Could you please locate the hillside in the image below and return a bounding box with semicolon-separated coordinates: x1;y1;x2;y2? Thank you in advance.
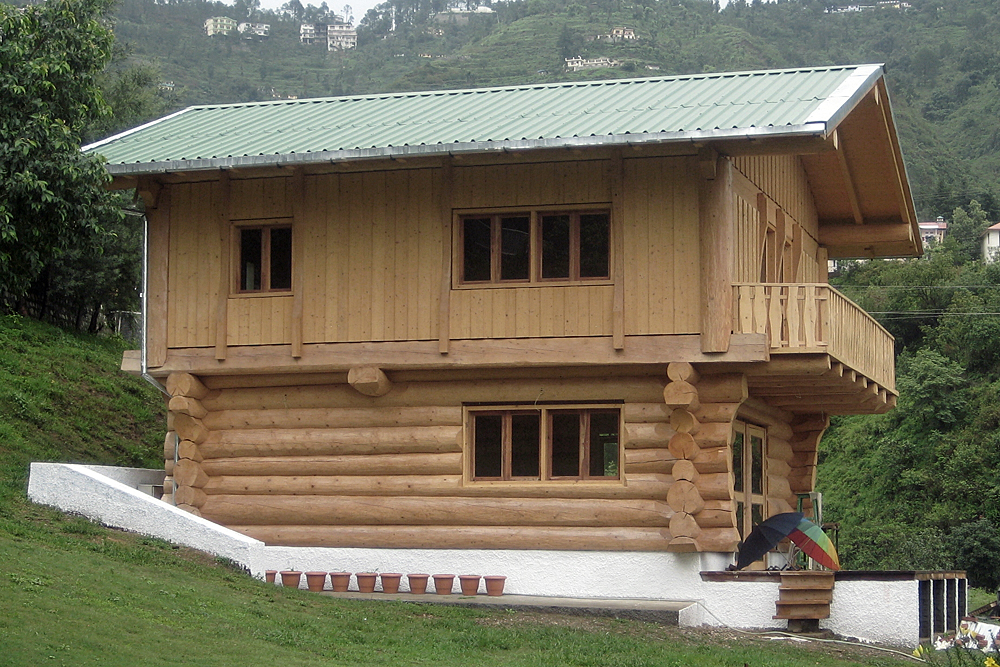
103;0;1000;222
0;316;909;665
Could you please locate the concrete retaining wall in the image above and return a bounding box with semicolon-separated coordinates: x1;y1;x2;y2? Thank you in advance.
26;462;943;648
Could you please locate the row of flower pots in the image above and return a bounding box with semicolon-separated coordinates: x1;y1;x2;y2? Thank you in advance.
265;571;507;596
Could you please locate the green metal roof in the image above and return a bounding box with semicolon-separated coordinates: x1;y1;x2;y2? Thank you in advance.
85;64;885;176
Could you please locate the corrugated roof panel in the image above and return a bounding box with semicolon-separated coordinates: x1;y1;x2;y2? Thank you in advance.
86;65;884;171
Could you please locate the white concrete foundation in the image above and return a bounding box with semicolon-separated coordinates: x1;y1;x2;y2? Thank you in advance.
26;462;956;648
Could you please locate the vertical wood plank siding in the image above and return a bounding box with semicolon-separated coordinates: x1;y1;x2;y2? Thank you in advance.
732;156;822;284
165;156;707;349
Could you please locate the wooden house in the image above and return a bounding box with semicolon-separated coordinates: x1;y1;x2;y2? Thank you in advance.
87;65;920;561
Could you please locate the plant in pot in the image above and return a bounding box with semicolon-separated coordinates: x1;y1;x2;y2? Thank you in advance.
305;571;328;592
329;572;352;592
356;572;378;593
280;570;303;589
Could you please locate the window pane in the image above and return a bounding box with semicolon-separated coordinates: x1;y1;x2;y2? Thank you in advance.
463;218;492;282
751;503;764;528
541;214;570;279
510;412;540;477
550;412;580;476
588;411;619;478
751;433;764;495
579;213;610;279
240;228;263;291
474;414;502;478
736;501;745;538
500;216;530;281
732;430;744;494
269;227;292;290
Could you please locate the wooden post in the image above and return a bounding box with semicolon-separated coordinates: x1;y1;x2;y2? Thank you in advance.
610;151;626;350
438;160;454;354
144;183;170;368
215;171;231;361
699;156;734;353
290;169;306;358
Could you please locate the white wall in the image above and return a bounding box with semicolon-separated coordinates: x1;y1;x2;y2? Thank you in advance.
26;462;932;648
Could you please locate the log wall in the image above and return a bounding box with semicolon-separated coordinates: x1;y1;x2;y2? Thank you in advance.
160;368;822;554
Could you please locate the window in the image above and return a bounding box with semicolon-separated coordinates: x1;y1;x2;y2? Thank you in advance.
236;224;292;293
469;406;620;481
732;421;767;539
459;209;611;286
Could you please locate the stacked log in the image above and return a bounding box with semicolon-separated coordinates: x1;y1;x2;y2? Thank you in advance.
787;414;830;500
193;375;678;551
165;372;212;516
662;363;744;553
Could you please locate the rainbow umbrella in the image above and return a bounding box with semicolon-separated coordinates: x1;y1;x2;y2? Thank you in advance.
735;512;840;571
788;515;840;571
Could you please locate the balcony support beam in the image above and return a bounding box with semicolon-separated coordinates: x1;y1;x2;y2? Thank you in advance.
700;156;734;353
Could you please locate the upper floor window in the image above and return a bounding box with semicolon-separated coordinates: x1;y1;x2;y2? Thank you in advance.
236;224;292;293
458;209;611;286
469;405;620;481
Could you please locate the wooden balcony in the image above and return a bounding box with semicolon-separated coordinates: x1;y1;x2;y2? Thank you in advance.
732;283;896;415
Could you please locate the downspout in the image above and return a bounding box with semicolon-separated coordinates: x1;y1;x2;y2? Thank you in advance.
134;210;177;504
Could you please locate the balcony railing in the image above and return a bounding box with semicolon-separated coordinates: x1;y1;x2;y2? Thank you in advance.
732;283;895;392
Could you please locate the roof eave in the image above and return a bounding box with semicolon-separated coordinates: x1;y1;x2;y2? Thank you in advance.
101;122;830;177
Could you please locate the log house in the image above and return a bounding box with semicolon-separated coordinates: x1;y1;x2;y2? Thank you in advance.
87;65;919;562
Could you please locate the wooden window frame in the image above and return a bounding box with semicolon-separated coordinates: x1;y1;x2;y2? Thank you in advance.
454;205;613;288
231;219;294;297
465;404;622;483
732;421;768;541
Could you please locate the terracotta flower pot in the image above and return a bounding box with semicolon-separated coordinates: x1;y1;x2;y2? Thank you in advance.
433;574;455;595
407;573;429;594
356;572;378;593
380;573;403;594
264;570;277;584
329;571;352;592
280;570;302;589
305;571;327;592
459;575;481;596
484;575;506;596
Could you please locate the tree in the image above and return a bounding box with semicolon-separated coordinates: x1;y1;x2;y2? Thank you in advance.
0;0;124;302
946;201;991;264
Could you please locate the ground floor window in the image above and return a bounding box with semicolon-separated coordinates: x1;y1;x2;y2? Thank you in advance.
469;406;620;481
732;421;767;539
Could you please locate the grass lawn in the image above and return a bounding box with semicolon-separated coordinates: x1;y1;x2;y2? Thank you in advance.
0;315;914;665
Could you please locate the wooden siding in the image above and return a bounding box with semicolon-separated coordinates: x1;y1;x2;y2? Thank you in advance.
622;157;701;335
299;169;442;344
167;181;221;348
164;156;708;350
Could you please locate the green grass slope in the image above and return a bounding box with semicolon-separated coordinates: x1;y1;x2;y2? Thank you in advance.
0;314;909;665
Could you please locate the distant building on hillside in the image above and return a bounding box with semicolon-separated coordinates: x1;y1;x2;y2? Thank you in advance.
919;216;948;248
982;222;1000;263
565;56;621;72
238;22;270;39
327;23;357;50
300;23;326;44
204;16;237;36
300;22;357;50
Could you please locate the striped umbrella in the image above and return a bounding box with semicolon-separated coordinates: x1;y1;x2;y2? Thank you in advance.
735;512;840;571
789;515;840;571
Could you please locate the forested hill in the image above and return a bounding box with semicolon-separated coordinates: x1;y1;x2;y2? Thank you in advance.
109;0;1000;222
